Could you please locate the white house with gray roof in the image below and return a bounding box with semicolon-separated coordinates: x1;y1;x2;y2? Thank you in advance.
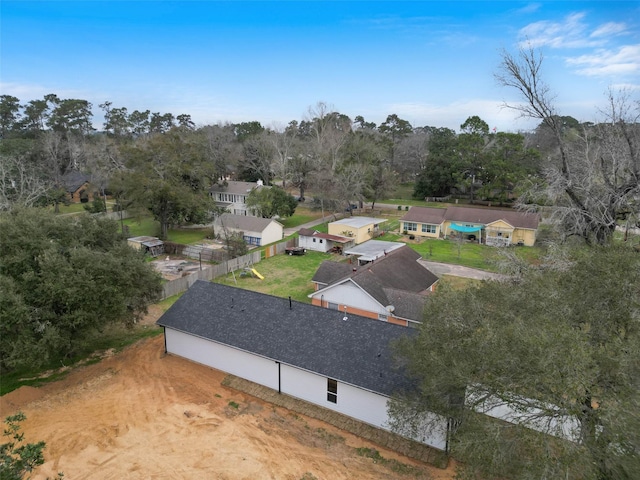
156;281;449;451
214;213;283;246
209;180;268;216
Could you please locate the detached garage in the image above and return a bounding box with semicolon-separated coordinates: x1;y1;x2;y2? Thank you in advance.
156;281;448;451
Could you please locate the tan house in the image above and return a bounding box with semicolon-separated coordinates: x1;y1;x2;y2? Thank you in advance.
327;217;387;245
309;245;439;327
401;206;539;246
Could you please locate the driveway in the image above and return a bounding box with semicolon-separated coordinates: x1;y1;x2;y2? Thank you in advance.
419;260;508;281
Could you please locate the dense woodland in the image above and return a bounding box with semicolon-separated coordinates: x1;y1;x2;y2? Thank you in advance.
1;48;639;479
0;93;544;217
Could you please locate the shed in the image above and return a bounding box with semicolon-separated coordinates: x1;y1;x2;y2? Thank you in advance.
297;228;354;253
127;236;164;257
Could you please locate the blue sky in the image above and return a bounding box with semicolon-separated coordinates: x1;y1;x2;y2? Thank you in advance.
1;1;639;132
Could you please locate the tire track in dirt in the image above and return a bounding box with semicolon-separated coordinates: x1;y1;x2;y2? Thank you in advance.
1;334;455;479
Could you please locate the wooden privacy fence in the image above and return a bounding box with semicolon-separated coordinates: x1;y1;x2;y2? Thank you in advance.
263;238;296;258
160;250;262;299
164;242;230;263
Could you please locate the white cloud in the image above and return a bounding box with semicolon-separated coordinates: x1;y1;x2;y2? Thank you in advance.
515;3;542;15
591;22;627;38
518;13;630;50
566;44;640;77
519;12;599;49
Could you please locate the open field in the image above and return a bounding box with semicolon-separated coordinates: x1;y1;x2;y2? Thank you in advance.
0;308;456;480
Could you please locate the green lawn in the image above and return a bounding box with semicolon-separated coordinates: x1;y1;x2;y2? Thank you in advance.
376;231;544;272
122;217;211;244
215;250;343;303
48;202;88;214
280;206;326;229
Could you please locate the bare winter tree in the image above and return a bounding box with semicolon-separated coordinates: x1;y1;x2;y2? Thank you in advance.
267;123;300;189
0;153;48;210
496;46;640;245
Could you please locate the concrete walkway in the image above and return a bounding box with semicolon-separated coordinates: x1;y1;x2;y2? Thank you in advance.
419;260;508;281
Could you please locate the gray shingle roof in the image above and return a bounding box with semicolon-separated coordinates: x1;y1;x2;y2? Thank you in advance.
215;213;282;233
156;281;417;396
445;206;539;229
210;181;262;195
311;261;354;285
401;206;539;230
311;246;438;321
61;170;90;193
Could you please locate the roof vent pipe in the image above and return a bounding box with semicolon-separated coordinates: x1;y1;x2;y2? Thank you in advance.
289;296;292;310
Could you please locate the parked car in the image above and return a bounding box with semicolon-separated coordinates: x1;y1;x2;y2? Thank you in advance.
285;246;306;256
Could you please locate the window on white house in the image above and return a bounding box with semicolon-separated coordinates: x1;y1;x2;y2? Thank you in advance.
313;238;316;242
422;224;437;233
378;313;388;321
405;222;417;231
328;302;339;310
319;239;323;243
327;378;337;403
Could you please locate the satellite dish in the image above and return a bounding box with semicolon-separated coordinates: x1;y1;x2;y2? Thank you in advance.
385;305;395;313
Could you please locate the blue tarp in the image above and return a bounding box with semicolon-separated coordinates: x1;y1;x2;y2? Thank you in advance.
449;223;482;233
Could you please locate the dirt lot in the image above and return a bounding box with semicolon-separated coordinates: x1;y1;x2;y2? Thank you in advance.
0;309;455;480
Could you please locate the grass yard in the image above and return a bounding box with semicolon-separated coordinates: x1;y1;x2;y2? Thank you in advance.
215;250;343;303
122;217;211;244
49;202;88;214
376;230;545;272
280;206;326;229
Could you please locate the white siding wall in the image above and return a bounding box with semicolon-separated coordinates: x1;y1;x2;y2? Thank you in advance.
166;329;279;390
313;282;387;315
261;222;284;245
299;236;331;252
164;328;447;450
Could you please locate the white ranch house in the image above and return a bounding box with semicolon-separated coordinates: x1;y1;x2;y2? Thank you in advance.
214;213;283;247
156;281;449;451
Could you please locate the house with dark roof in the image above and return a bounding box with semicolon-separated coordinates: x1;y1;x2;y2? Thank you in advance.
214;213;283;247
401;206;540;246
209;180;268;216
61;170;93;203
297;228;355;253
156;280;448;450
309;245;439;327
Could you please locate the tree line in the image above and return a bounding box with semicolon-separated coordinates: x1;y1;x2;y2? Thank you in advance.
1;93;545;236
